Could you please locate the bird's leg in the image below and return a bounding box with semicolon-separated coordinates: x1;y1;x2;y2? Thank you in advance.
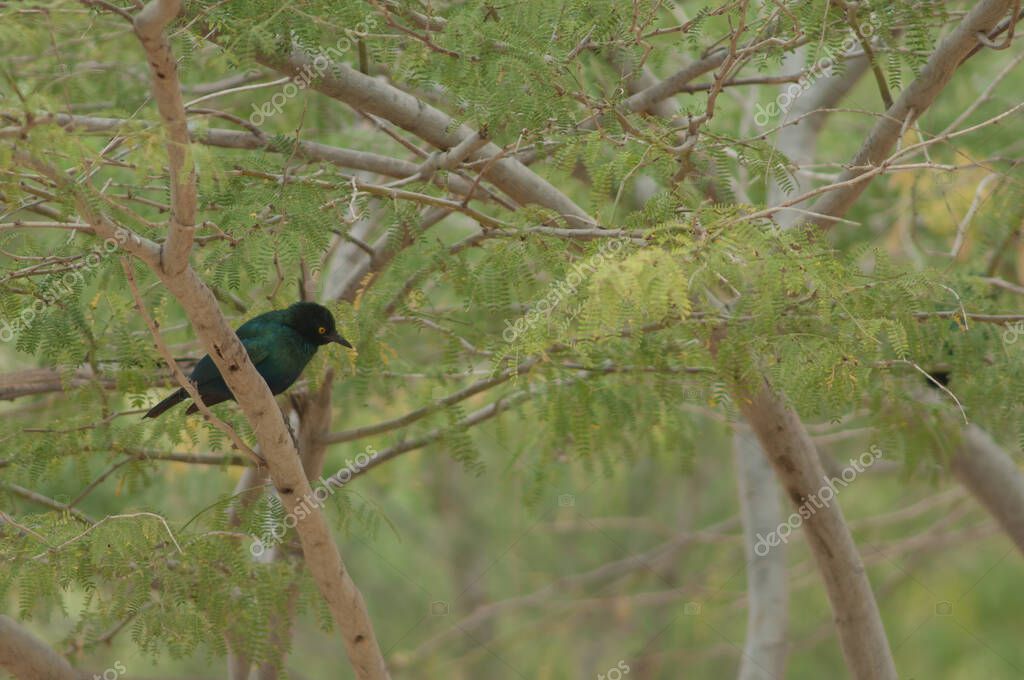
280;398;300;450
286;418;298;449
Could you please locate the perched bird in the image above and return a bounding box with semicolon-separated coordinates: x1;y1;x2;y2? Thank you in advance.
144;301;351;419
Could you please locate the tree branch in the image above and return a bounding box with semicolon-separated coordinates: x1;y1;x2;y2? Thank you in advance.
737;384;896;680
0;481;95;525
250;46;596;227
18;114;458;188
255;378;336;679
95;8;394;677
767;49;871;226
808;0;1019;226
0;616;81;680
733;426;789;680
133;0;197;273
322;358;538;444
950;424;1024;555
0;367;115;401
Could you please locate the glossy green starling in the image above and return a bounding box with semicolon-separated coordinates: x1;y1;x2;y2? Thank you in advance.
143;302;351;419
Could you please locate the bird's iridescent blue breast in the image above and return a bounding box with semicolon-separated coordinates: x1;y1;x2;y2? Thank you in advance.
256;326;319;394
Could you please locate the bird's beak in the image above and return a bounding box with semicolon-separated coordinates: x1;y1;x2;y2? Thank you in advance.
329;332;353;349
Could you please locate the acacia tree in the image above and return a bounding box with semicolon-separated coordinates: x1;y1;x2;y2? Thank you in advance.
1;1;1023;678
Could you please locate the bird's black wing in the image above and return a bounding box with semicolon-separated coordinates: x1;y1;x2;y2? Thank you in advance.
144;327;275;418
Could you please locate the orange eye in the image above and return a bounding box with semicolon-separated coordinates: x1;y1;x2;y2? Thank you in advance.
318;326;326;334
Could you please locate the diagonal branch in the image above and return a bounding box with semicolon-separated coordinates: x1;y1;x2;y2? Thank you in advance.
322;357;538;444
767;48;871;225
808;0;1019;227
0;616;80;680
950;424;1024;555
738;383;896;680
249;47;596;228
255;377;336;680
149;186;391;680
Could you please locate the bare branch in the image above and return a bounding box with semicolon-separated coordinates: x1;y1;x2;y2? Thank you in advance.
0;367;115;401
338;386;537;486
18;113;490;200
76;11;397;678
12;152;161;268
322;358;538;445
255;378;336;680
0;481;94;525
623;48;730;113
767;49;871;225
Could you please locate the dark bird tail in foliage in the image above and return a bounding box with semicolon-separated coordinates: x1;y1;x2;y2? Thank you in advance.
143;388;187;419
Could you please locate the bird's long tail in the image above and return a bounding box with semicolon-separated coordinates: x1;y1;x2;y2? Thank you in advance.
143;388;187;419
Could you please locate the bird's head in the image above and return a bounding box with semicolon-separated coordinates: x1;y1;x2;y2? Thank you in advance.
287;302;353;348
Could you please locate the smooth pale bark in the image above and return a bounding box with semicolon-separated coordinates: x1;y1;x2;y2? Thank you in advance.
156;266;390;680
738;384;897;680
735;7;1018;676
0;367;114;400
951;424;1024;555
18;3;393;677
0;616;81;680
622;48;730;114
733;427;789;680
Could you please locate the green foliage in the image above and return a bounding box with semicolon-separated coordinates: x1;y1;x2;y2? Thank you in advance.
1;0;1022;676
